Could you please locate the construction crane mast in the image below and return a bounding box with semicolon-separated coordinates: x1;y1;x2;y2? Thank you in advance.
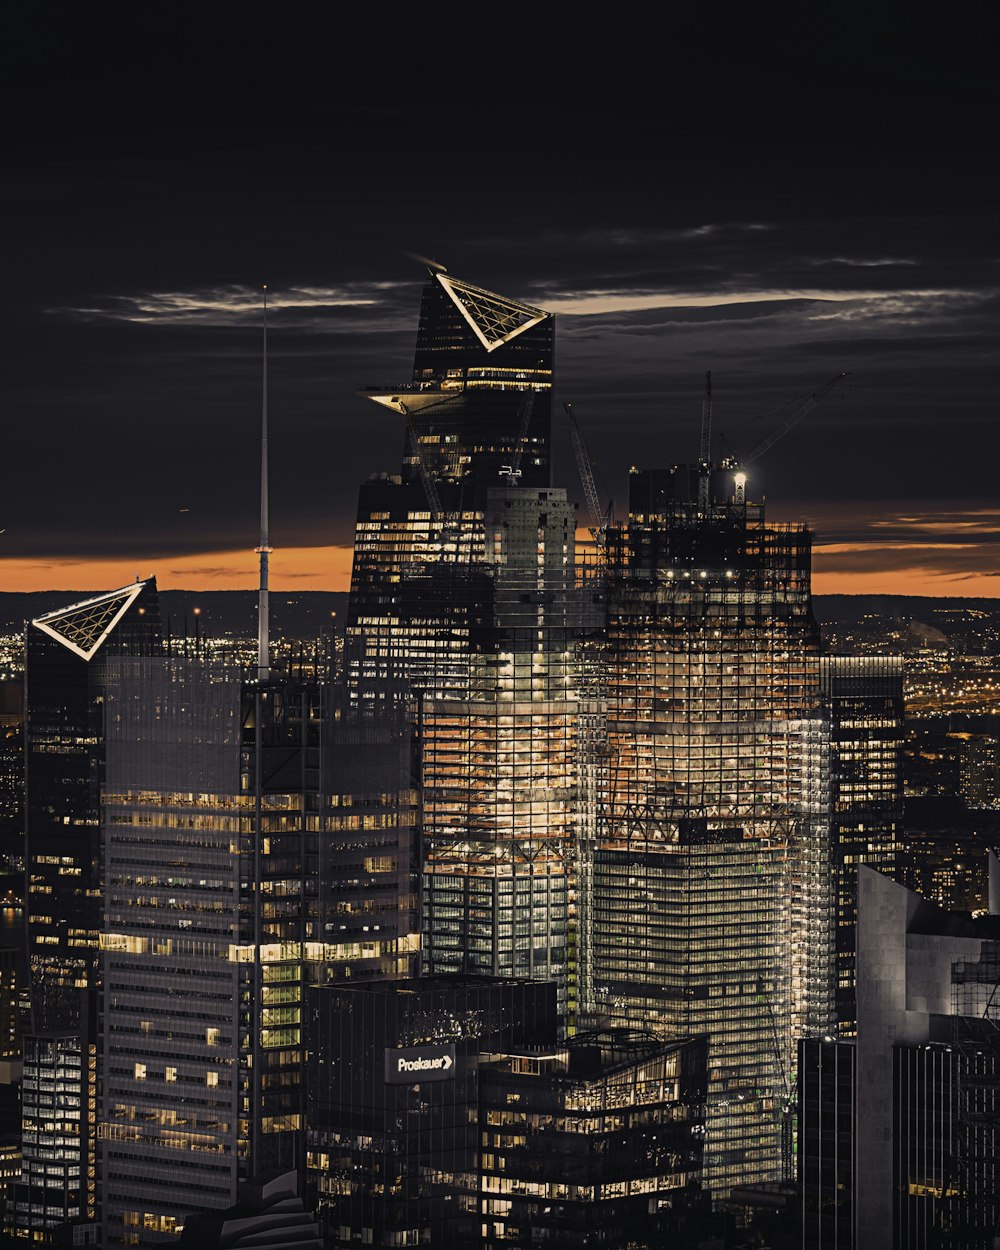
499;390;536;482
697;370;712;510
400;400;444;517
565;402;611;543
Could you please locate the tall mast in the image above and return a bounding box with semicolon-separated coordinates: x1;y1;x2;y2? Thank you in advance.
257;285;272;682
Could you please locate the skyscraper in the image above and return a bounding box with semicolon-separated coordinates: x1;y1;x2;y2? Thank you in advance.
25;580;161;1031
98;656;317;1242
347;269;577;1015
17;580;160;1238
97;295;421;1242
801;861;1000;1249
821;656;904;1036
348;268;555;709
591;462;832;1197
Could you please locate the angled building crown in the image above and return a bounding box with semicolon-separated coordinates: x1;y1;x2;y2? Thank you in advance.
436;274;549;353
31;581;151;662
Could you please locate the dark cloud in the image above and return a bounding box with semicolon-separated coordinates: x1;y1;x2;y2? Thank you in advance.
2;12;997;584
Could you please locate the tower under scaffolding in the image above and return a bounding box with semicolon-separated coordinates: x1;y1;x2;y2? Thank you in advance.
587;459;833;1199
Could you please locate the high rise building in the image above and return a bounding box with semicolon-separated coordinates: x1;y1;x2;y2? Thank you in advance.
821;656;905;1036
347;268;555;710
97;655;419;1244
478;1030;708;1249
347;270;578;1015
857;861;1000;1248
99;655;296;1242
590;462;832;1198
0;676;23;865
16;581;160;1241
306;975;558;1249
800;861;1000;1249
93;289;421;1243
24;580;160;1032
799;1036;855;1250
10;1028;93;1236
961;732;1000;808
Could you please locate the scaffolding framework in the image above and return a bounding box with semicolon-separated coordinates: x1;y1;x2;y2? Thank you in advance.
587;477;833;1197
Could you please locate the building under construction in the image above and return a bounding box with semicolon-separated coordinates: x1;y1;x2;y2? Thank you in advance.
589;450;833;1199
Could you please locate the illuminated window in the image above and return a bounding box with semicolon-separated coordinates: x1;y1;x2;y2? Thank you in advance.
206;1071;219;1088
206;1027;219;1046
134;1063;146;1080
165;1066;177;1083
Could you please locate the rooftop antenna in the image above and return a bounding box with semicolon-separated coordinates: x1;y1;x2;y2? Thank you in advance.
256;285;272;682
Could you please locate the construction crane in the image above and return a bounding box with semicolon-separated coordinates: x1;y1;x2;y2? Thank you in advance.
739;372;849;466
400;400;444;517
564;402;612;544
697;370;712;510
499;390;536;482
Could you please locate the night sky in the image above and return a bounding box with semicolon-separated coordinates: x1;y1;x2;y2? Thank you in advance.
3;8;998;595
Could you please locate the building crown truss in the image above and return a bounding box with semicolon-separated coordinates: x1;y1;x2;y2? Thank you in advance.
437;274;549;353
31;582;148;661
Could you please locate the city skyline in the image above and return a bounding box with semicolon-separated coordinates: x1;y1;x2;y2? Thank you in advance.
3;12;998;598
5;10;1000;1231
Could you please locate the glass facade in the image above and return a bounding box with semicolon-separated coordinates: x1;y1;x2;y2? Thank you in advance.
10;1030;91;1235
799;1037;855;1250
478;1031;707;1248
99;656;257;1243
821;657;904;1037
19;580;160;1241
307;975;557;1249
590;465;833;1198
347;272;578;1016
25;580;161;1033
97;654;420;1245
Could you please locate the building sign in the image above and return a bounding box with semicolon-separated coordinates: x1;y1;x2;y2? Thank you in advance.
385;1044;456;1084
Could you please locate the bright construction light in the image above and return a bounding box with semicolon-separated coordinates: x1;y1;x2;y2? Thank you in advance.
734;472;747;489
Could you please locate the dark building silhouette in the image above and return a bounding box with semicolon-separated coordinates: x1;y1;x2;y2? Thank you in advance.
307;979;707;1249
799;1036;855;1250
178;1170;321;1249
800;861;1000;1249
307;976;558;1249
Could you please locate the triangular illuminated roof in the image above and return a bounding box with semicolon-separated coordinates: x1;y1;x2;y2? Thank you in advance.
437;274;549;353
32;581;149;662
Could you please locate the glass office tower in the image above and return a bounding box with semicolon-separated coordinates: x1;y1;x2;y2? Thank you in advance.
591;464;832;1198
347;270;577;1015
98;657;419;1245
25;580;161;1032
17;580;160;1239
820;656;904;1037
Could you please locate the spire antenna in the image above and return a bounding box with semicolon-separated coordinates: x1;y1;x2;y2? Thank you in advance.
256;284;272;682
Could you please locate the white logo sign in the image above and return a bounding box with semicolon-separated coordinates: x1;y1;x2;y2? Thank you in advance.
385;1044;457;1084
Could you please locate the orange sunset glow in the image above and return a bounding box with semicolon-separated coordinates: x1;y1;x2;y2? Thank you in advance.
2;540;999;597
0;545;357;594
